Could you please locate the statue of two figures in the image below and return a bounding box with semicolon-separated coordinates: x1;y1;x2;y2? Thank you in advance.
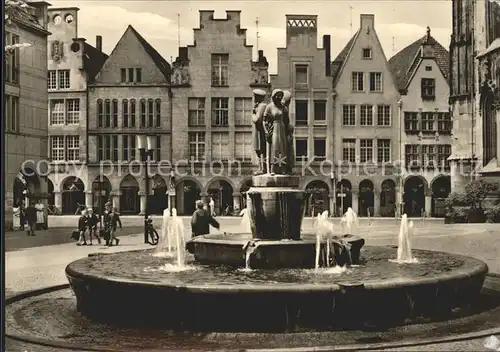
252;88;295;175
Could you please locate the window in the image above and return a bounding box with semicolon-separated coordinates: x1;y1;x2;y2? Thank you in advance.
425;66;432;71
360;105;373;126
5;33;19;84
104;99;111;128
97;135;119;162
211;54;229;86
188;98;205;126
234;98;252;126
153;135;161;162
437;112;452;134
122;99;129;127
188;132;205;161
360;139;373;163
314;100;326;123
140;99;146;127
97;100;103;127
130;99;136;127
155;99;161;127
342;139;356;163
122;135;136;161
120;68;126;82
212;132;230;161
342;104;356;126
50;100;65;125
48;71;57;89
235;132;252;161
377;105;391;126
212;98;229;126
295;100;308;125
66;99;80;124
369;72;382;92
136;68;142;83
362;48;372;59
313;138;326;161
66;136;80;161
147;99;154;127
58;70;70;89
405;145;420;168
5;95;19;132
422;145;436;168
50;136;65;161
352;72;364;91
112;99;118;127
295;64;308;86
437;144;451;168
421;112;434;132
377;139;391;163
295;139;308;162
404;112;419;133
421;78;435;99
127;68;134;83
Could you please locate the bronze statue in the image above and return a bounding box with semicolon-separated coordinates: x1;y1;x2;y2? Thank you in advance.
251;89;268;175
263;89;288;175
282;90;295;174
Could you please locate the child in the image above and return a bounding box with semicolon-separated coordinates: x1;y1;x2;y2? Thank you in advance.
77;209;88;246
86;208;101;245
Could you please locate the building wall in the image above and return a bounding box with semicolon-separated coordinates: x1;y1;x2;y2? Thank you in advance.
5;10;49;229
333;14;401;198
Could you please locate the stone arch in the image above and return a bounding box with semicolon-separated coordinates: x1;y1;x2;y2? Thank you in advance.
239;177;253;209
358;179;374;217
149;174;168;215
206;178;235;216
176;177;202;215
14;163;43;207
430;175;451;217
119;174;140;214
380;179;396;217
203;176;237;194
91;175;112;214
481;86;497;166
305;180;330;216
61;176;85;214
404;176;428;217
337;179;353;215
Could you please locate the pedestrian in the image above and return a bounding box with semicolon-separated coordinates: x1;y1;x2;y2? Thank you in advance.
35;199;45;230
86;208;101;245
77;209;88;246
19;202;26;230
104;204;122;246
209;196;216;217
25;201;37;236
191;200;220;238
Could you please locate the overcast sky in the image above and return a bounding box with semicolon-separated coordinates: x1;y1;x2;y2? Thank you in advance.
50;0;452;74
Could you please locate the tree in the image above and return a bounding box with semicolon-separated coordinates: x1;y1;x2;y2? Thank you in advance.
5;0;32;53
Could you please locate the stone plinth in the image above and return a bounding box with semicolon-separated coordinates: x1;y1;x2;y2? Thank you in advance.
247;175;308;241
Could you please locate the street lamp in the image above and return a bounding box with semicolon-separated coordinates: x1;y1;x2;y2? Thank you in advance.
168;170;176;215
137;135;155;244
330;170;337;217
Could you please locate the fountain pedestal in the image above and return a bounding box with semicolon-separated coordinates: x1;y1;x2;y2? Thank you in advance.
247;175;308;240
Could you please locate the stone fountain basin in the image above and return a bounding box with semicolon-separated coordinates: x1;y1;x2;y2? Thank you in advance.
65;246;488;332
186;233;365;269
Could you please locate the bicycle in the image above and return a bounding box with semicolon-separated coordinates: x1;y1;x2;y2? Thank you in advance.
145;217;159;245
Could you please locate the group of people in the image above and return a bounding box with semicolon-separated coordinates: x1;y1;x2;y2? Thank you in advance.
75;203;122;246
13;200;46;233
252;88;295;175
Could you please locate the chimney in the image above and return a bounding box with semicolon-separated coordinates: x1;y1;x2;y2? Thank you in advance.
96;35;102;52
323;35;331;76
360;14;375;32
258;50;264;61
179;47;188;62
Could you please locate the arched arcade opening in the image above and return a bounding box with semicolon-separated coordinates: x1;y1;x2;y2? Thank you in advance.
149;174;168;215
337;179;352;215
176;179;202;215
431;175;451;217
305;180;330;216
380;179;396;217
404;176;426;217
120;175;140;214
207;179;234;216
358;179;374;217
62;177;85;215
92;176;112;215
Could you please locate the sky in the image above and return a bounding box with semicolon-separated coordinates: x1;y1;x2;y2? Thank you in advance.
49;0;453;74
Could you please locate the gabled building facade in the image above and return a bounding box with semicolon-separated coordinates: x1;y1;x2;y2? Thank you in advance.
331;14;401;217
87;25;172;215
6;1;50;229
46;7;108;214
389;28;452;217
270;15;334;216
170;10;270;215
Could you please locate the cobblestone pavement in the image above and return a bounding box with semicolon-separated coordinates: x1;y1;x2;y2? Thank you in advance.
5;222;500;351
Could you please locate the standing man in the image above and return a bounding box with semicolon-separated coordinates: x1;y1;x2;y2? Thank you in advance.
252;89;268;175
191;200;220;238
25;201;37;236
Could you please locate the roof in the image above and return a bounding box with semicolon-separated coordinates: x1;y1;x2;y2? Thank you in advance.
330;30;359;82
388;34;449;92
7;2;48;33
477;37;500;58
83;42;108;83
128;25;171;81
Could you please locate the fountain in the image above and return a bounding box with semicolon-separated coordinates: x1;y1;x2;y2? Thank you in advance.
152;208;173;258
64;91;489;336
390;214;418;264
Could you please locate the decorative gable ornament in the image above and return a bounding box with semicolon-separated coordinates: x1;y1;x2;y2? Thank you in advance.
51;40;64;62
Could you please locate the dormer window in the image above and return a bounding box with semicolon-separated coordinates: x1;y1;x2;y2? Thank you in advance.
120;68;142;83
362;48;372;59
